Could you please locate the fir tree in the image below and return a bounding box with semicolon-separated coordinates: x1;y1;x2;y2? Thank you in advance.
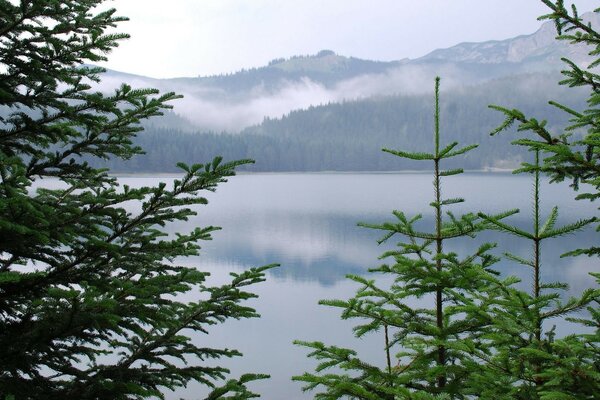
470;1;600;396
0;1;273;398
464;150;597;399
293;78;511;399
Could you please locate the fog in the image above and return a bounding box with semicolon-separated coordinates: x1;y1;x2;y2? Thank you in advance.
92;63;477;132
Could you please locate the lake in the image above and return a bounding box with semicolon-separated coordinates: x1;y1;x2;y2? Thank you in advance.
111;172;599;399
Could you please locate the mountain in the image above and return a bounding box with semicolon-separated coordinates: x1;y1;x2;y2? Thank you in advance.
421;12;599;66
93;12;596;133
100;49;403;100
198;49;405;91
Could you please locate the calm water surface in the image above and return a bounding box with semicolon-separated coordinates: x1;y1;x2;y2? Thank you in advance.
86;173;600;399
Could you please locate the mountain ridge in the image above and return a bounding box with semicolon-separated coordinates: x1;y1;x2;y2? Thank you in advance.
104;11;597;81
420;11;599;65
94;12;597;132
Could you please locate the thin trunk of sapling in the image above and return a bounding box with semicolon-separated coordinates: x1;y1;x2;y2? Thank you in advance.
385;323;392;379
433;77;446;389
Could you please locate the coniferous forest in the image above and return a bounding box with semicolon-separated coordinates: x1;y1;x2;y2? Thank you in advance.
98;72;587;172
0;0;599;399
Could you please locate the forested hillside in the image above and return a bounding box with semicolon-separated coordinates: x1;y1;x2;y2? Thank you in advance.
91;12;598;134
98;72;586;172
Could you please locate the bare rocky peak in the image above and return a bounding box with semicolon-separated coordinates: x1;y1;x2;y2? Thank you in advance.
506;19;558;62
421;11;600;65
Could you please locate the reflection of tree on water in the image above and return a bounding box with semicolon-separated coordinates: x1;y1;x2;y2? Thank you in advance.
153;172;598;288
198;208;598;289
201;212;380;286
268;256;365;286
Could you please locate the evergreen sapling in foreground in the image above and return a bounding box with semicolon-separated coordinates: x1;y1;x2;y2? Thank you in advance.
294;78;512;399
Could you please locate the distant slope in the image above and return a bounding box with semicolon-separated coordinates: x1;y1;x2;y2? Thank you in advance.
197;50;405;91
97;72;587;173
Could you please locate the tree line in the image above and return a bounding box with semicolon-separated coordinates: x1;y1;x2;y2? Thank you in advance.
97;71;587;173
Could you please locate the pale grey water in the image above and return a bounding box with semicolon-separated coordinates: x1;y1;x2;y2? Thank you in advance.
34;173;600;399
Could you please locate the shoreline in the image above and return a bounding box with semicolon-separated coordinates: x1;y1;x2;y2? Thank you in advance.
108;168;516;177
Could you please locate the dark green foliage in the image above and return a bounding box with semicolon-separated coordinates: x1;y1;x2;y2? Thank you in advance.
0;1;273;398
294;78;510;399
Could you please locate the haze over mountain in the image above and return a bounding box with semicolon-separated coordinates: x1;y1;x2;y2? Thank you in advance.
98;12;598;133
86;13;597;174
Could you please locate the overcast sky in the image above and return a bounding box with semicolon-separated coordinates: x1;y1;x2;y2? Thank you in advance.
99;0;600;79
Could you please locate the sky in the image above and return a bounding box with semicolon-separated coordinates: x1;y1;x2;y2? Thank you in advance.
99;0;600;79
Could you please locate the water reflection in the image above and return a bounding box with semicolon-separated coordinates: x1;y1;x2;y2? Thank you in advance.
184;173;599;291
97;173;599;399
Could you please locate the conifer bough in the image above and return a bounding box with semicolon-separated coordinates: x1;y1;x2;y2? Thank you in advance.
0;1;274;398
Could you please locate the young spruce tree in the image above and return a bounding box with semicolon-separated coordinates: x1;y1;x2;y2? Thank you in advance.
0;1;273;398
470;1;600;397
294;78;511;399
464;150;597;399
